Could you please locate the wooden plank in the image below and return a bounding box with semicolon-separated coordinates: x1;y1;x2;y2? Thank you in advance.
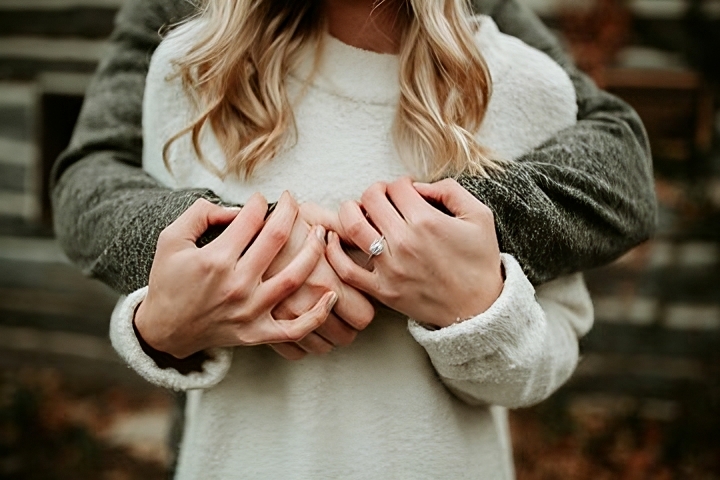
0;163;27;192
581;323;720;359
0;105;34;141
0;138;36;166
0;308;109;337
585;265;720;304
0;8;117;39
0;236;67;264
0;58;98;80
0;37;109;62
0;287;117;322
565;374;718;400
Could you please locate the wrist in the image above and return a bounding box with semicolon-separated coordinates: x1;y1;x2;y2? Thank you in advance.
132;301;210;374
435;260;506;329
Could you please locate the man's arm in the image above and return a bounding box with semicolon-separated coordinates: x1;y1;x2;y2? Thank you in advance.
52;0;655;295
464;0;656;284
50;0;207;294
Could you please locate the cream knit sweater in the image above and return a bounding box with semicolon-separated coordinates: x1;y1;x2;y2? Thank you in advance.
110;16;593;479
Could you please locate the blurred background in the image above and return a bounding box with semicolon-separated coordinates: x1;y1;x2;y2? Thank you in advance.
0;0;718;478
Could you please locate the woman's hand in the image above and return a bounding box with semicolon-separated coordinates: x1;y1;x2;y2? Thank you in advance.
264;205;375;360
326;177;504;329
134;193;336;359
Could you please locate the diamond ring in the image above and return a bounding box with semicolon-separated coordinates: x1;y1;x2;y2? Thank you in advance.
369;235;385;256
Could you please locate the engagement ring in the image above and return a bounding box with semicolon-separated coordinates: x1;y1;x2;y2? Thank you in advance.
369;236;385;256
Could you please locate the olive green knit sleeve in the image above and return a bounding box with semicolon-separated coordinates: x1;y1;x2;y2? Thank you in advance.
50;0;229;295
461;0;657;284
51;0;656;295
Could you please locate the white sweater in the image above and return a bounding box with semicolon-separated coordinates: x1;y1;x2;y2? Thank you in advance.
111;16;593;480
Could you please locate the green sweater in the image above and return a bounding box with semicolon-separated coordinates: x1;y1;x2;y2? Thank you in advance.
51;0;656;295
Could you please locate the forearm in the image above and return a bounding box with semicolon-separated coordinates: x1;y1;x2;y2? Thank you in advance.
53;154;219;293
467;0;656;284
50;0;210;294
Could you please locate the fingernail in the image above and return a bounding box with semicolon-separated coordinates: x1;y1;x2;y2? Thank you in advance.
327;292;338;310
315;226;326;243
225;206;242;211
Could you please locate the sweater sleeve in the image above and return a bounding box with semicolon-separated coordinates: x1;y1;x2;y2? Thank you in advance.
49;0;230;296
408;254;593;408
51;0;654;296
461;0;656;285
109;288;233;391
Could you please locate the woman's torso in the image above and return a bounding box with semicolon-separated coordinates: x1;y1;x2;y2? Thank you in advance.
142;16;577;480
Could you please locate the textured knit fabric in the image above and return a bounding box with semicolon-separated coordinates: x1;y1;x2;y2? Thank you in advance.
109;17;594;479
50;0;656;295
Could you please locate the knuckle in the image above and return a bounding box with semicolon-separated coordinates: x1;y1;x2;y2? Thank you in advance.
345;220;366;241
438;178;457;189
193;197;213;208
414;213;437;231
244;206;266;229
334;263;356;283
357;310;375;330
477;203;495;222
156;228;173;248
266;225;290;247
202;251;228;271
286;330;308;343
393;234;413;255
383;287;401;304
276;275;303;295
195;254;217;274
362;182;386;201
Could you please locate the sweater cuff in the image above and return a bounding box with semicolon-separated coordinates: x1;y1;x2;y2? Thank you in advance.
408;254;545;380
109;287;233;391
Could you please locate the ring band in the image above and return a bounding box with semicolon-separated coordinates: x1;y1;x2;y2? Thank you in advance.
369;236;385;256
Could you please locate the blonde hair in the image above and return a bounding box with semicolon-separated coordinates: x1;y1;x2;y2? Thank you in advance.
165;0;498;181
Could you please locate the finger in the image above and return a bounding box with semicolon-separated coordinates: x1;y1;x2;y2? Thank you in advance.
338;201;383;255
210;193;268;258
241;191;299;275
413;179;488;221
270;343;307;361
313;312;360;347
295;332;334;355
162;199;241;248
360;182;405;240
331;286;375;331
258;225;326;307
385;177;430;223
271;291;338;343
326;231;378;296
300;202;343;234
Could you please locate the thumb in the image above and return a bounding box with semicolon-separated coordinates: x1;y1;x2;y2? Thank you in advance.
168;198;241;246
413;179;485;221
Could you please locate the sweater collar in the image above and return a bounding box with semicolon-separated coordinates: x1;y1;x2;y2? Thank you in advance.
289;31;401;106
288;15;499;106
